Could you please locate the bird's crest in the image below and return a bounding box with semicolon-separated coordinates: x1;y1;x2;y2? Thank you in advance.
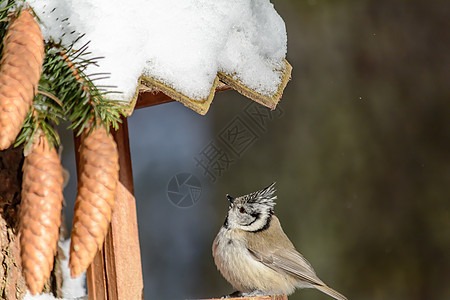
241;182;277;210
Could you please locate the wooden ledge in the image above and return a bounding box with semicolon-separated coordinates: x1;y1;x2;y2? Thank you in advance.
192;295;287;300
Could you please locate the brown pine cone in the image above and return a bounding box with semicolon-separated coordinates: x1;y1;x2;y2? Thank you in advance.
0;9;45;150
20;133;64;295
70;125;119;278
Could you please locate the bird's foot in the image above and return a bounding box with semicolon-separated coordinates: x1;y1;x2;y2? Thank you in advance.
229;291;242;297
239;290;266;297
220;291;242;298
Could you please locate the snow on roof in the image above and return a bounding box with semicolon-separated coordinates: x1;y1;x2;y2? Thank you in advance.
28;0;290;114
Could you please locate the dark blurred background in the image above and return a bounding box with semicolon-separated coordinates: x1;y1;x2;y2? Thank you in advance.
60;0;450;299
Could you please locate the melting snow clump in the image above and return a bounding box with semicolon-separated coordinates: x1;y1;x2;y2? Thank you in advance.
28;0;287;101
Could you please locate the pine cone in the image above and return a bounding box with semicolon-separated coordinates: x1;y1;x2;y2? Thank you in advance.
0;9;45;150
70;125;119;277
20;133;63;295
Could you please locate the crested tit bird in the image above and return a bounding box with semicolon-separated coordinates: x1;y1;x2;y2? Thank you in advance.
212;183;347;300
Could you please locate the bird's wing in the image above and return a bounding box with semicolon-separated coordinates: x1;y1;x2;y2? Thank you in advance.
249;246;348;300
248;246;324;286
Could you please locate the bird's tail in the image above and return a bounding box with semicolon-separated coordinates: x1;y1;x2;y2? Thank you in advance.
315;284;347;300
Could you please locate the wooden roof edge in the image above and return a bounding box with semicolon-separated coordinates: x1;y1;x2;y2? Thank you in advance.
218;59;292;110
123;59;292;115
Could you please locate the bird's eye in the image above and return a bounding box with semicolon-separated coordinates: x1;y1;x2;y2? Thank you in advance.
239;207;246;214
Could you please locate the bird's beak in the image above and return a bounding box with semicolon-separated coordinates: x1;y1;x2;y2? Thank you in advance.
226;194;235;203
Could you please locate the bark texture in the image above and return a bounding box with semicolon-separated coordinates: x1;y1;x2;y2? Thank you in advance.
1;145;64;299
0;146;26;299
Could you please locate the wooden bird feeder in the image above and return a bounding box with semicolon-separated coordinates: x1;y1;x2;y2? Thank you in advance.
77;60;292;300
0;5;292;299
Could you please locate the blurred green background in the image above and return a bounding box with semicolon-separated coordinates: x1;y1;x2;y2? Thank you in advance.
61;0;449;299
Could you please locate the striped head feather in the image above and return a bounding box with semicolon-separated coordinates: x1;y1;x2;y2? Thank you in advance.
224;183;277;232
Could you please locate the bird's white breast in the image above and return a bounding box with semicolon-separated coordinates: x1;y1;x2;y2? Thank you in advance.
213;226;297;295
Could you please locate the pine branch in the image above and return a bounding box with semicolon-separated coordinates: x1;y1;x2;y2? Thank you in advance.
0;0;15;22
14;91;64;151
2;7;127;149
0;1;18;55
44;42;127;136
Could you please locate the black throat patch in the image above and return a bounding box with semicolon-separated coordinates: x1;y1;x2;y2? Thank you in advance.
223;215;229;229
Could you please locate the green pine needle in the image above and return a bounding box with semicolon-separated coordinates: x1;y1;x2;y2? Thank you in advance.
14;92;64;150
44;42;127;136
